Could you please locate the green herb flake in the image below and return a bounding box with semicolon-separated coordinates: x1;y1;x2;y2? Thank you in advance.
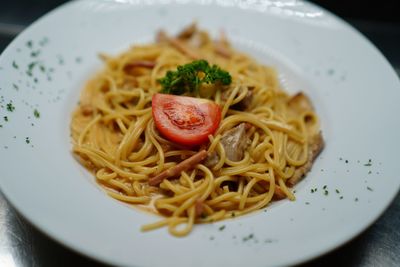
57;55;65;65
39;65;46;73
4;116;8;122
355;197;359;202
26;40;33;48
12;83;19;91
335;189;340;194
345;160;349;163
367;186;373;192
12;61;19;69
25;137;30;144
39;37;49;46
6;102;15;112
30;50;41;57
242;234;254;242
218;225;226;231
33;109;40;118
340;196;344;200
305;202;310;205
324;190;329;196
364;159;372;166
323;185;327;190
231;212;236;217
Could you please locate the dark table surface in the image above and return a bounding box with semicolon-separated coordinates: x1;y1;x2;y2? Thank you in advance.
1;1;400;266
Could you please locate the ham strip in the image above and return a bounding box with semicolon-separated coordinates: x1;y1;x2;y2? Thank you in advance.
156;30;200;59
125;60;156;69
287;132;324;186
148;150;208;186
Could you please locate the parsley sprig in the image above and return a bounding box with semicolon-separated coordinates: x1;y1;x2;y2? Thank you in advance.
158;60;232;95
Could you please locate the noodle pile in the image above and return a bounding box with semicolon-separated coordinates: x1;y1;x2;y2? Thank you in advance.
70;24;322;236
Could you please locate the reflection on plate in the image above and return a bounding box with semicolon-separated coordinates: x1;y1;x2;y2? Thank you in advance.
0;1;399;267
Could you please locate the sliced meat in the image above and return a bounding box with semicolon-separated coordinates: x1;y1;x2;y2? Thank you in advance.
177;22;197;39
287;131;324;186
155;30;200;59
204;151;220;168
124;60;156;70
220;123;249;162
232;89;253;111
205;123;250;167
287;92;314;113
221;85;253;111
148;150;208;186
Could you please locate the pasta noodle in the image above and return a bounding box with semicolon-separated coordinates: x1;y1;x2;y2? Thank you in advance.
70;24;323;237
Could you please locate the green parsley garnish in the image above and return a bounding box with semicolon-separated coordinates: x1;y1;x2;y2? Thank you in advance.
158;60;232;95
33;109;40;118
6;102;15;112
12;61;19;69
242;234;254;242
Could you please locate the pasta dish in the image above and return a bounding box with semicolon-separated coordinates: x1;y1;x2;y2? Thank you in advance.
70;23;323;236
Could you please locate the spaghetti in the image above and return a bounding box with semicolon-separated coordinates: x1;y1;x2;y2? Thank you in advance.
71;24;323;236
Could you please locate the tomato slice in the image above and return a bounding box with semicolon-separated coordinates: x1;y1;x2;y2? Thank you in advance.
152;93;221;146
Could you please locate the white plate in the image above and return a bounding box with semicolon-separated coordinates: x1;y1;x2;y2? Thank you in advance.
1;1;400;266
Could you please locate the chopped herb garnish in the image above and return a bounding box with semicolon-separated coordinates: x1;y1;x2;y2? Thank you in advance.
4;116;8;122
6;102;15;112
355;197;359;202
345;160;348;163
231;212;236;217
12;61;19;69
340;196;343;200
158;60;232;95
39;37;49;46
367;186;373;191
335;189;340;194
242;234;254;242
26;40;33;48
30;50;41;57
339;157;343;161
25;137;30;144
364;159;372;166
324;190;329;196
305;202;310;205
39;65;46;73
57;55;65;65
13;83;19;90
0;124;2;127
219;225;226;231
33;109;40;118
323;185;327;190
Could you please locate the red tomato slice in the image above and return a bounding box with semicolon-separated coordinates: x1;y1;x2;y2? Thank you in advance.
152;93;221;146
